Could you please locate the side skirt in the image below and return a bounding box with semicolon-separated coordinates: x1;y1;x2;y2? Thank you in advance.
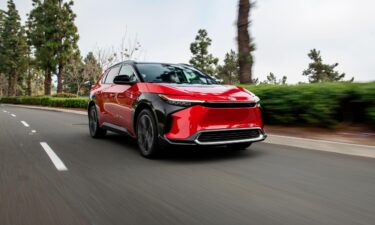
101;122;135;137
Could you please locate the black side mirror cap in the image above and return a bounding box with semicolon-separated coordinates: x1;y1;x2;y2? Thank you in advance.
113;75;136;85
84;80;92;87
84;80;94;90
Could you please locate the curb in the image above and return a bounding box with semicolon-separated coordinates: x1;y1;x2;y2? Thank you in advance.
2;104;87;115
264;134;375;159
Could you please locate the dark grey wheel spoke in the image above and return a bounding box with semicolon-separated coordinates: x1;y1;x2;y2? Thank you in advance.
137;114;154;153
88;106;106;138
89;108;97;134
141;118;147;130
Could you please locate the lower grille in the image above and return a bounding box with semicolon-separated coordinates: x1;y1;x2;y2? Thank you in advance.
197;129;261;143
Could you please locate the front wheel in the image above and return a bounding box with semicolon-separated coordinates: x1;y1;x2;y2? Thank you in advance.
227;142;252;150
136;109;160;158
88;105;107;138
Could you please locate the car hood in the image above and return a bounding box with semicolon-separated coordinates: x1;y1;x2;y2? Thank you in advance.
146;83;257;102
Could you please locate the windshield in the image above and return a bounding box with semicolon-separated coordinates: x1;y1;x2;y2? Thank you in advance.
136;63;216;84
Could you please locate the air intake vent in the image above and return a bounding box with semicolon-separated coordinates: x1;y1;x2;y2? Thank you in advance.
197;129;261;143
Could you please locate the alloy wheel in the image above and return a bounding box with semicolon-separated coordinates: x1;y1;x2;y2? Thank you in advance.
137;114;154;153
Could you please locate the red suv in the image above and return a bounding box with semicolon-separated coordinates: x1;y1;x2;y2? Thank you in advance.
88;61;266;157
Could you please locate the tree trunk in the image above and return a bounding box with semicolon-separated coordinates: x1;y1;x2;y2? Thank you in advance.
0;78;2;96
8;71;17;96
0;75;3;96
57;63;63;94
44;68;52;96
76;84;81;97
26;68;32;96
26;53;32;96
237;0;252;84
7;74;11;96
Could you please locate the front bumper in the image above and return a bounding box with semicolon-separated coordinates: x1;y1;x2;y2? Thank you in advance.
161;127;267;146
165;105;263;137
161;104;266;145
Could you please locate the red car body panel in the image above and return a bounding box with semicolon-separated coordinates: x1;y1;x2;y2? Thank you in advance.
165;105;263;140
145;83;254;101
91;82;149;136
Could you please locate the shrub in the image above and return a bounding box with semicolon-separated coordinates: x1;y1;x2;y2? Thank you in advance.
0;96;89;108
242;82;375;127
52;93;78;98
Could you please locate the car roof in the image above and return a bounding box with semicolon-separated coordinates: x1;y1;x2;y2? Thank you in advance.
106;61;192;70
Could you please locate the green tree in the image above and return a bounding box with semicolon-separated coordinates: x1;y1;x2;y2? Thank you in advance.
62;51;83;95
189;29;218;75
56;0;79;94
0;9;5;95
217;50;239;84
261;72;287;85
62;51;102;95
28;0;60;95
303;49;353;83
83;52;102;83
237;0;255;84
0;0;28;96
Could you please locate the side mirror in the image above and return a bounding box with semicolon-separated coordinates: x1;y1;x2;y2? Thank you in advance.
84;80;92;86
84;80;94;90
113;75;136;85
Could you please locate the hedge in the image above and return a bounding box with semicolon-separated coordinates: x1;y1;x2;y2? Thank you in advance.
51;92;78;98
242;82;375;127
0;96;89;108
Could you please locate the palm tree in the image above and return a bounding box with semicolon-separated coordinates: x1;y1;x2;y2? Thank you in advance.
237;0;254;84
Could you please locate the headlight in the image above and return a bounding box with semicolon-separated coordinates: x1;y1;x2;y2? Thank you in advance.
159;95;205;107
253;95;261;107
244;89;260;107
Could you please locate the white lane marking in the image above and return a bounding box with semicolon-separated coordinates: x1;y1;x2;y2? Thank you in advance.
31;130;36;133
11;114;16;117
21;121;30;127
2;110;6;113
40;142;68;171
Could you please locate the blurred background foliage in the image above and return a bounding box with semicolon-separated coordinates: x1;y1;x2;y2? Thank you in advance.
242;82;375;127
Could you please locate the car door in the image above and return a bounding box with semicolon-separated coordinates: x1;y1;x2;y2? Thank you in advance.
91;70;111;124
112;64;140;131
100;65;121;125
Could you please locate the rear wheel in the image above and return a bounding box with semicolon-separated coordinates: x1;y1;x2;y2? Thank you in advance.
136;109;160;158
227;142;252;150
88;105;107;138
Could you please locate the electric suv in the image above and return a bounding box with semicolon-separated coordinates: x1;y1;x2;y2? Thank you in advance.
88;61;266;157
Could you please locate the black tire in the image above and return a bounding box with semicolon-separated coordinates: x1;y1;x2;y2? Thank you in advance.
227;142;252;150
136;109;160;158
88;105;107;138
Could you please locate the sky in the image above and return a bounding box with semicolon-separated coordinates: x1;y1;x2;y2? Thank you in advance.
1;0;374;83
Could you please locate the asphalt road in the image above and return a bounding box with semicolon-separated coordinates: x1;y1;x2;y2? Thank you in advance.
1;105;375;225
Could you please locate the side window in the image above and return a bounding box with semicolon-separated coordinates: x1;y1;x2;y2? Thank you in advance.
119;64;138;82
100;70;109;84
104;66;121;84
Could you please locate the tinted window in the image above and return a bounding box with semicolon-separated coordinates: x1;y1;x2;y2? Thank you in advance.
136;63;214;84
119;64;138;82
104;66;120;84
